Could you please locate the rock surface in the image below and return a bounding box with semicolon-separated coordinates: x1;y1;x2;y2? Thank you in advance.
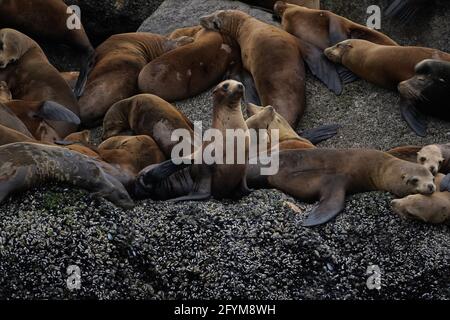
1;0;450;299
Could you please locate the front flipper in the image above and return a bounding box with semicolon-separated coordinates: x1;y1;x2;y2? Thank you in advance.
37;101;81;125
399;98;428;137
227;65;261;105
74;50;96;98
299;41;343;95
300;124;340;145
302;184;346;227
171;166;212;202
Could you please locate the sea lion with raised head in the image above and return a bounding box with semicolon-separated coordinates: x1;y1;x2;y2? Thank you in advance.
274;1;398;93
134;80;251;201
0;0;95;97
102;94;194;158
138;28;241;102
0;142;134;209
0;28;80;138
245;148;436;226
79;33;193;126
200;10;306;127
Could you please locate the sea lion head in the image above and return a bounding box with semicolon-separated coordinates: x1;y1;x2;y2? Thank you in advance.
200;10;227;31
391;193;450;224
0;29;23;69
391;162;436;197
274;1;289;18
324;40;354;64
200;10;247;33
213;80;245;107
0;81;12;102
417;144;444;176
398;59;450;106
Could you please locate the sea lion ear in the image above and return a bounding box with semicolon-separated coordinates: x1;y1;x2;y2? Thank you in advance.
246;103;264;116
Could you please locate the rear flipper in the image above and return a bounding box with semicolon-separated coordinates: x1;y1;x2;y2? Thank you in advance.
227;65;261;105
74;50;96;99
299;41;343;95
337;65;359;84
385;0;421;24
399;98;428;137
302;184;346;227
171;167;212;203
37;101;81;125
300;124;341;145
142;159;191;184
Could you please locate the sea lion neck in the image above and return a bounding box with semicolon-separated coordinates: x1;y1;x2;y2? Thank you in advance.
221;12;246;41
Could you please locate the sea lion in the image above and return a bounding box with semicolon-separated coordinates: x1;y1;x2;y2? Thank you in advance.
398;59;450;135
416;144;450;175
78;33;193;126
385;0;429;24
274;1;398;93
98;135;166;177
138;28;241;102
134;80;251;201
245;148;436;226
0;0;95;97
0;142;134;209
0;28;80;138
236;0;320;11
0;124;34;146
102;94;194;158
200;10;306;127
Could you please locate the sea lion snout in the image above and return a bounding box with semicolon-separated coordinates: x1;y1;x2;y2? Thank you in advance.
199;12;222;31
213;80;245;105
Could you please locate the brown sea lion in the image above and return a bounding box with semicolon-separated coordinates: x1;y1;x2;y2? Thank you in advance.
0;124;34;146
134;80;251;201
274;2;398;93
0;142;134;208
0;0;95;97
79;33;193;126
0;28;80;138
324;39;450;91
200;10;306;127
138;28;240;102
102;94;194;158
417;144;450;175
245;148;436;226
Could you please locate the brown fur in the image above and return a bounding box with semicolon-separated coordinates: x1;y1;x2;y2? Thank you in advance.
79;33;193;125
102;94;194;158
60;71;80;91
138;28;240;101
200;10;306;127
325;39;450;90
0;124;34;146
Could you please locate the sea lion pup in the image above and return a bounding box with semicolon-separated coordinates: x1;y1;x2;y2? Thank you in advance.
102;94;194;158
0;143;134;209
397;59;450;135
200;10;306;127
78;33;193;126
245;103;339;150
385;0;429;24
134;80;251;201
138;28;241;102
416;144;450;176
0;28;80;138
274;2;398;93
244;148;436;226
0;103;34;138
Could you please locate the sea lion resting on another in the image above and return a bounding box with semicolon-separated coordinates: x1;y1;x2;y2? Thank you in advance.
200;10;306;127
274;1;398;94
134;80;251;201
79;33;193;126
0;28;80;138
138;28;241;102
0;143;134;209
102;94;194;158
0;0;95;97
324;39;450;136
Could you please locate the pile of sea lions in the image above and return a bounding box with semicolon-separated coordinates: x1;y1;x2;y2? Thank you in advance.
1;0;450;226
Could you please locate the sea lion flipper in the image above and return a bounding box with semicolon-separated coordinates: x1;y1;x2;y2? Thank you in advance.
38;101;81;125
227;66;261;105
440;174;450;192
399;99;428;137
143;159;191;183
328;15;350;45
74;50;96;98
299;41;343;95
300;124;340;145
54;140;76;146
336;65;359;84
302;185;346;227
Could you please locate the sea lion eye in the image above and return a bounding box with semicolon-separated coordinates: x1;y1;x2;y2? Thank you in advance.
222;83;229;90
213;21;220;29
439;160;443;165
408;177;419;185
420;157;426;163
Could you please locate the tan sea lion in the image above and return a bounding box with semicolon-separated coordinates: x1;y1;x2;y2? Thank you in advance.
0;0;95;97
79;33;193;126
417;144;450;175
200;10;306;127
102;94;194;158
0;28;80;138
245;148;436;226
274;1;398;93
138;28;240;102
134;80;251;201
0;142;134;209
